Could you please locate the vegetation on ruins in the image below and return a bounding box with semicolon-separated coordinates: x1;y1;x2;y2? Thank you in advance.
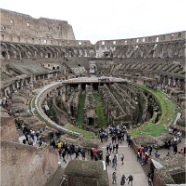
49;106;56;120
93;94;108;128
77;94;86;129
130;84;178;137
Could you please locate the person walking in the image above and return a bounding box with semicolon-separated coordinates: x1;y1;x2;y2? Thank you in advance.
121;153;124;165
112;156;117;170
112;172;117;184
127;175;133;186
120;174;126;186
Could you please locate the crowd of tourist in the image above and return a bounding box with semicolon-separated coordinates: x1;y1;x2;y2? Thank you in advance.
52;139;103;162
0;96;12;112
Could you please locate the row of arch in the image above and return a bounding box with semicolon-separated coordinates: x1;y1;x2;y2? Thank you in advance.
113;40;185;59
1;42;96;60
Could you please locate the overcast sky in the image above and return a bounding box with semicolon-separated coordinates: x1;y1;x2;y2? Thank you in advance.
1;0;185;44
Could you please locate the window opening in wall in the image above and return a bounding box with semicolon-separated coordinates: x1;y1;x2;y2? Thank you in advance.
39;39;41;43
53;67;55;70
125;41;127;44
32;38;34;43
79;41;82;45
143;38;145;42
48;64;50;67
57;66;60;69
113;41;116;45
2;34;4;40
48;53;51;58
10;19;14;24
136;45;138;49
102;41;105;45
178;33;181;38
171;34;174;39
44;39;47;44
27;22;30;27
136;39;139;43
156;37;159;42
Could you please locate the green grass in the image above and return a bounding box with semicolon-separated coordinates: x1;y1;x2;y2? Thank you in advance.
49;106;56;118
130;84;178;138
77;94;86;129
65;124;96;139
94;94;108;128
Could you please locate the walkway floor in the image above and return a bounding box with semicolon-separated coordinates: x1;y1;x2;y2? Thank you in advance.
57;136;149;186
101;138;149;186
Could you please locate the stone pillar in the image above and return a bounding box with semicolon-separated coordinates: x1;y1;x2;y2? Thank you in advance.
78;84;81;91
168;78;171;86
62;86;66;102
177;79;180;88
173;79;176;87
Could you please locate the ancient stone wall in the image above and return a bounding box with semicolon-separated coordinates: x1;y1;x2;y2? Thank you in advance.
1;108;19;142
95;31;185;46
1;140;58;186
0;9;94;48
0;8;75;42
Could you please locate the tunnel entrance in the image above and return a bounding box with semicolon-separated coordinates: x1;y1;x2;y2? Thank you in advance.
92;83;98;91
88;117;94;125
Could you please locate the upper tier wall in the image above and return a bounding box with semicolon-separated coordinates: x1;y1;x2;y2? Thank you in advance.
0;8;75;41
95;31;186;47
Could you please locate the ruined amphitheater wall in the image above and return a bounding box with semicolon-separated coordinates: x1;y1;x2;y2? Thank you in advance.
1;140;58;186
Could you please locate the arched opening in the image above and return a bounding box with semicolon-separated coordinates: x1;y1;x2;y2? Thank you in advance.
48;53;51;58
53;67;55;70
2;51;8;59
1;51;7;58
57;66;60;70
88;117;94;125
21;52;27;59
71;106;74;117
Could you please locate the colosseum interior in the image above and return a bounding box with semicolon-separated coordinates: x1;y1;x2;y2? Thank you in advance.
0;8;185;186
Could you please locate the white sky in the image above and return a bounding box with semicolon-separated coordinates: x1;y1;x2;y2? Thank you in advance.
0;0;186;44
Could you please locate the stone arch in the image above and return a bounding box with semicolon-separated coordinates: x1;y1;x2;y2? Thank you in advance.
21;51;27;59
